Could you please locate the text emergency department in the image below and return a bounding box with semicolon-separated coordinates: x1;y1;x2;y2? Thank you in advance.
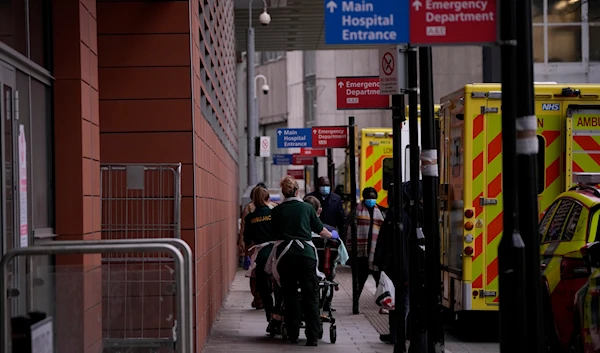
425;0;494;25
344;80;381;96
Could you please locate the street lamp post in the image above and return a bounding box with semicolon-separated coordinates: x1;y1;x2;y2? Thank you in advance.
246;0;270;188
254;74;269;184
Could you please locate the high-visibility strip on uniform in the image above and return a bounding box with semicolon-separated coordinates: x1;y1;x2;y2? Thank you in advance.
471;114;485;290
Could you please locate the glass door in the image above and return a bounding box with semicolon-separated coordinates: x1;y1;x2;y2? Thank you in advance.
1;61;26;316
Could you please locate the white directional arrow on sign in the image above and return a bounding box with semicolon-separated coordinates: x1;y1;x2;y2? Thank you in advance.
326;1;337;13
338;81;344;88
278;130;282;135
412;0;422;11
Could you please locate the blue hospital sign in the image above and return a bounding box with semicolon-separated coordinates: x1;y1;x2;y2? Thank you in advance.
324;0;410;45
276;128;312;148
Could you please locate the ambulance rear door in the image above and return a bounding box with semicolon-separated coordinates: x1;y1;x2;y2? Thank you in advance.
567;105;600;186
536;100;565;217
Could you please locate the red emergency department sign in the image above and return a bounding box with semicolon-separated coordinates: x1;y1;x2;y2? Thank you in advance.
336;76;390;110
312;127;349;149
287;169;304;179
292;154;314;166
409;0;497;45
300;148;327;157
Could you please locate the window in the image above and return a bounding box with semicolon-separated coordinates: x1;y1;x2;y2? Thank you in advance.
590;0;600;61
382;158;393;190
533;0;596;63
304;75;316;127
259;51;285;64
404;146;410;181
537;135;545;195
539;200;560;238
544;199;574;242
450;137;462;177
303;51;316;77
31;78;53;230
0;0;51;69
562;202;583;241
14;70;53;235
0;0;28;57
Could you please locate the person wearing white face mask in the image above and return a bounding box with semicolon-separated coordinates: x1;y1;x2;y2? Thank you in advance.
346;187;385;302
307;177;347;242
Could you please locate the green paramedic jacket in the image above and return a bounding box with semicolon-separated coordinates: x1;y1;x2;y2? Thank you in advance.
271;198;324;260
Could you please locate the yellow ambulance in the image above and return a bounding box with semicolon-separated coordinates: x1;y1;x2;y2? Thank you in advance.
438;83;600;316
358;105;440;207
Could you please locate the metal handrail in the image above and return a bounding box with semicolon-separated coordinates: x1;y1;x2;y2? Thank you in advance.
0;243;190;353
44;238;193;352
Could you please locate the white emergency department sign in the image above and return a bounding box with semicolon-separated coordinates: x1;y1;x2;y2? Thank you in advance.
259;136;271;157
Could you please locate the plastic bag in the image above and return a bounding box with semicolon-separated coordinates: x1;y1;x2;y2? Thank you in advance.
375;271;395;310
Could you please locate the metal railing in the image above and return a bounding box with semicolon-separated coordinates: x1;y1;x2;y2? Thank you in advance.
0;242;192;353
100;163;183;350
101;163;182;251
47;238;193;353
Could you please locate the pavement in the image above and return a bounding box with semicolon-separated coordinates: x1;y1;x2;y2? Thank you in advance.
202;266;500;353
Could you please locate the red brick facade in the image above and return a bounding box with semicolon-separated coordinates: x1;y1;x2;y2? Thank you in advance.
49;0;238;351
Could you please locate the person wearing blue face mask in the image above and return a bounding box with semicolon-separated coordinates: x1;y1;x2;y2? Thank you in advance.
345;187;385;303
307;177;347;242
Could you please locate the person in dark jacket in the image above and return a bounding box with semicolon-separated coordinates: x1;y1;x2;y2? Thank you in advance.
272;176;338;346
307;177;347;241
374;182;413;345
243;186;276;325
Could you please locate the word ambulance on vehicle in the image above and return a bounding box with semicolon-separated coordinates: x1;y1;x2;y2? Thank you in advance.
438;83;600;316
358;105;440;208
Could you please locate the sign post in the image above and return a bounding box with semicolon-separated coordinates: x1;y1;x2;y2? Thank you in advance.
516;0;544;351
336;76;390;110
498;0;528;351
348;116;359;316
419;46;445;352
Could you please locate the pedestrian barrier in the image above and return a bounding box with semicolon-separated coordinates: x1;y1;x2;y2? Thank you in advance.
44;238;194;353
0;242;192;353
100;163;183;350
100;163;182;258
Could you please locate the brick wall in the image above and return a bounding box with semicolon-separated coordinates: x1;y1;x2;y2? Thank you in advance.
53;0;102;352
97;0;238;350
190;0;239;348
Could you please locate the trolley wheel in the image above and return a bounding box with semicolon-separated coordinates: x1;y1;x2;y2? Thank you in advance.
282;324;288;341
330;325;337;344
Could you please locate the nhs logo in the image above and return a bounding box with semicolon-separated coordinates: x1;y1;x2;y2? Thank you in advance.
542;103;560;111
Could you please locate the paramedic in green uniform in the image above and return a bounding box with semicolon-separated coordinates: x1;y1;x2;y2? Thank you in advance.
243;186;276;325
271;176;339;346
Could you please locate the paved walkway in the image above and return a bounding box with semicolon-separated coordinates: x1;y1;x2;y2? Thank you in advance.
203;267;396;352
203;267;499;353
